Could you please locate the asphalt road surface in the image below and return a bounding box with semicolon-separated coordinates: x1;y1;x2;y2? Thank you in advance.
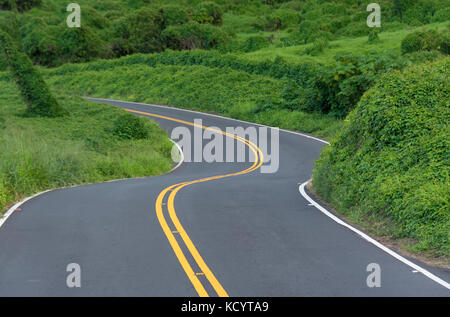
0;98;448;297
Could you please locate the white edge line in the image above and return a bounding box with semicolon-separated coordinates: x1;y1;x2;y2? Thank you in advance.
0;137;182;230
0;190;51;229
83;97;330;145
86;97;449;290
299;180;450;290
169;139;184;173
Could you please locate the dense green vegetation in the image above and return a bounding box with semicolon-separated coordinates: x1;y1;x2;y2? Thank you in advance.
40;54;342;139
313;58;450;257
1;0;447;120
0;0;448;67
0;77;173;215
0;29;65;117
0;0;449;258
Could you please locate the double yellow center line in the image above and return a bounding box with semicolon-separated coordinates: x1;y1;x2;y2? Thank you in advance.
125;108;264;297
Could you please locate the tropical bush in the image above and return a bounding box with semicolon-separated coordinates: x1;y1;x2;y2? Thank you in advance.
264;9;302;31
162;21;228;50
313;58;450;256
192;1;223;25
160;4;190;27
112;7;165;57
296;52;407;117
113;113;149;140
59;26;109;63
401;29;446;54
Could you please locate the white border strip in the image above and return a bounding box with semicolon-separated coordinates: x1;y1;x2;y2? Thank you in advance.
299;180;450;290
86;97;449;290
84;97;330;145
0;137;183;230
169;139;184;173
0;190;51;229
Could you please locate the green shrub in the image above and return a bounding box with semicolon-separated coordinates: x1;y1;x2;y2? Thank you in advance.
112;7;164;57
298;52;407;117
192;1;223;25
0;30;65;117
159;4;190;27
47;49;316;88
295;20;320;44
162;21;228;50
401;29;442;54
405;50;444;63
264;9;302;31
58;26;108;63
313;58;450;256
82;6;109;30
431;7;450;23
21;19;61;66
113;113;149;140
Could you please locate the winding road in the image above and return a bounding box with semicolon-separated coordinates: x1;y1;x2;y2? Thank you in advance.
0;98;448;296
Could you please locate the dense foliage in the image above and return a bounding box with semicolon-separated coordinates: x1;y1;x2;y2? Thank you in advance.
42;61;341;139
401;28;450;54
0;0;449;259
0;30;64;117
313;58;450;256
0;0;42;12
0;0;448;67
0;78;173;215
113;113;150;140
297;52;408;117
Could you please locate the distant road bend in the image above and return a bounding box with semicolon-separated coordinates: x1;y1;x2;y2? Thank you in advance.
0;98;448;296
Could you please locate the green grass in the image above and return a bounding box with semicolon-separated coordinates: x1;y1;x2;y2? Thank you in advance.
0;76;174;215
0;0;447;259
42;62;342;140
244;21;450;64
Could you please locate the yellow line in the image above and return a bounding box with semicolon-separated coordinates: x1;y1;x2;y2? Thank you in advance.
129;108;264;297
155;184;209;297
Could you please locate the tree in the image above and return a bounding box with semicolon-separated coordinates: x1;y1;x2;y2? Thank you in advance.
393;0;416;21
0;30;65;117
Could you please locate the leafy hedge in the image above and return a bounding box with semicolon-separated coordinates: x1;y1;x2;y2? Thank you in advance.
3;0;449;67
162;21;228;50
113;113;150;140
47;49;316;86
313;57;450;257
401;29;450;55
46;49;412;118
112;7;165;57
296;52;408;117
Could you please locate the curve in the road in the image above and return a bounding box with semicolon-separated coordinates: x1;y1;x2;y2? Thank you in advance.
127;109;264;297
1;97;448;297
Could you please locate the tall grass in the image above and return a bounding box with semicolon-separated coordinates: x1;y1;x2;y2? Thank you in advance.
0;78;173;215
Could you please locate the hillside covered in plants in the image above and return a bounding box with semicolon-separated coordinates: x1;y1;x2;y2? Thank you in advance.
0;0;449;259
